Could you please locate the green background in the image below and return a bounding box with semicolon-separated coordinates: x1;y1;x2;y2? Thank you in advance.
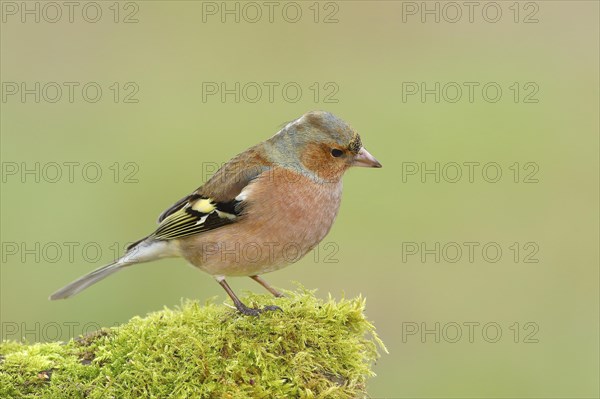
1;1;598;397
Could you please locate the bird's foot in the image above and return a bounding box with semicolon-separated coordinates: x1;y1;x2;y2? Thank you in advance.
236;303;282;316
237;305;261;317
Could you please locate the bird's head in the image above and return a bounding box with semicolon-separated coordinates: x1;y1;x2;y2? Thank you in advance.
268;111;382;182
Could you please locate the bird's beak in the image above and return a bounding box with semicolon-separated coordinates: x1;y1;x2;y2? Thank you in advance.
352;147;382;168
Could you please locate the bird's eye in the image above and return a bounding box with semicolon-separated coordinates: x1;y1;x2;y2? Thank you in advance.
331;149;344;158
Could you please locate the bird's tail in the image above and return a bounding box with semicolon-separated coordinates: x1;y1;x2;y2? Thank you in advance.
49;261;124;300
49;239;177;300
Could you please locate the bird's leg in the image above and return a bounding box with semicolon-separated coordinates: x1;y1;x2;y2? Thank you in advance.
250;275;285;298
218;277;259;316
217;277;281;316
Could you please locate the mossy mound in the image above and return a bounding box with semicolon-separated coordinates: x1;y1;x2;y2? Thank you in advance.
0;289;385;398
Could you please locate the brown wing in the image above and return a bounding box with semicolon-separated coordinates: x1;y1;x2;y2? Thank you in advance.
157;144;271;223
149;144;272;242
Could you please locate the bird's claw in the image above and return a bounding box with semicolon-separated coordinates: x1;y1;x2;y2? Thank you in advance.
237;306;261;317
236;304;282;316
261;305;283;313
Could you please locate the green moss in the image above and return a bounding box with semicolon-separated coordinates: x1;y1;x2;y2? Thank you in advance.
1;289;385;399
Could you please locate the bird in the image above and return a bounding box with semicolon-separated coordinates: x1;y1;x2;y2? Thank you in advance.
50;111;382;316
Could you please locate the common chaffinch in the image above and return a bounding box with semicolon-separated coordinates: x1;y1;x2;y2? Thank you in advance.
50;111;382;315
